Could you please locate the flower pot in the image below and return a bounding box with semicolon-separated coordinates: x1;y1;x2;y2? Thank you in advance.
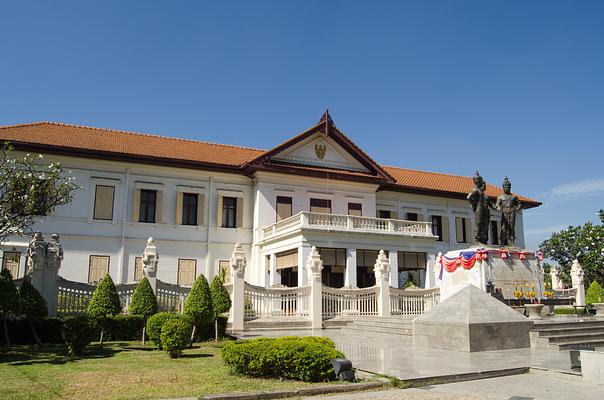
525;304;545;320
594;303;604;317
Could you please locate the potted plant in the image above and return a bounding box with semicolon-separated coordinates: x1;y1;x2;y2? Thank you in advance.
586;281;604;317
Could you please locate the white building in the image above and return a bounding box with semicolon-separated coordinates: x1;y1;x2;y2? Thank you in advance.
0;112;540;289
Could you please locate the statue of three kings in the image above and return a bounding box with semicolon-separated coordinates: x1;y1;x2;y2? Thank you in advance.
467;171;524;247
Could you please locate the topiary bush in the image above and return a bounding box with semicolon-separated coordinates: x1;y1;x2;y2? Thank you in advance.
221;336;344;382
210;275;231;341
91;315;145;342
146;312;178;349
128;277;158;343
62;315;95;357
184;274;214;337
18;278;48;345
586;280;604;305
160;315;193;358
87;274;122;345
0;268;18;347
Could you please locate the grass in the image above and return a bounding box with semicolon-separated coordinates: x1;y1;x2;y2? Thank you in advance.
0;341;339;400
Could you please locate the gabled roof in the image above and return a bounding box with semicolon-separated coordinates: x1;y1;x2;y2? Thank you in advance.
0;117;541;208
243;111;395;184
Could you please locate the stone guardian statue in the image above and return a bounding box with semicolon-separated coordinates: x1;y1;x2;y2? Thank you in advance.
466;171;493;244
495;177;524;247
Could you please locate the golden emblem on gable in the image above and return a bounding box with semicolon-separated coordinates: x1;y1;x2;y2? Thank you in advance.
314;144;326;160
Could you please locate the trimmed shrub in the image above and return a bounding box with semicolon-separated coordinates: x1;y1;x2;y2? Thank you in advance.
62;315;94;356
18;278;48;345
146;312;178;349
160;315;193;358
184;275;214;329
91;315;145;342
0;269;19;346
210;275;231;340
554;306;585;315
196;315;228;341
129;277;158;318
87;274;122;345
221;336;344;382
7;318;63;344
586;281;604;305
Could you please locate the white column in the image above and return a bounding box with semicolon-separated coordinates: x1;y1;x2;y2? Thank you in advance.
307;246;323;329
389;250;398;288
374;250;391;317
345;248;357;288
449;213;457;249
571;258;586;307
228;242;246;333
297;244;310;286
269;253;278;287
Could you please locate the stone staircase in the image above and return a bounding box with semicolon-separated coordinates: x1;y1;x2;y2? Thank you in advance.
531;318;604;350
340;316;414;336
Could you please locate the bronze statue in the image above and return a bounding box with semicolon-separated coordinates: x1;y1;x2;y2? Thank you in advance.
466;171;493;244
495;177;523;247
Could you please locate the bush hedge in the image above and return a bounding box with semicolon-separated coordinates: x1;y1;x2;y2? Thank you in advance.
129;277;158;318
554;306;585;315
90;315;145;341
5;318;63;345
62;315;95;356
160;315;193;358
146;312;178;349
586;281;604;305
221;336;344;382
184;275;214;329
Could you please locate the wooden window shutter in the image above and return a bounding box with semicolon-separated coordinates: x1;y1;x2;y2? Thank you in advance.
455;217;463;242
465;218;472;244
133;189;141;222
442;216;450;242
155;191;163;223
176;192;184;225
93;185;115;220
178;259;196;286
217;195;223;227
134;257;143;281
197;194;205;226
89;256;109;283
236;197;244;228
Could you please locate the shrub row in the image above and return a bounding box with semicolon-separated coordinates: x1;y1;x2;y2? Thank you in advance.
3;318;64;345
222;336;344;382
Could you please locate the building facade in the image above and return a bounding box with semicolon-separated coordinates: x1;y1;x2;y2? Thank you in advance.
0;112;540;289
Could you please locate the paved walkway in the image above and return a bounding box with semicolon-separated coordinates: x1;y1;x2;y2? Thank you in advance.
240;329;573;379
302;374;604;400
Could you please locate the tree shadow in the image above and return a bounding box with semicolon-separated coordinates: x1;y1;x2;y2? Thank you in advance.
1;344;121;366
177;353;213;359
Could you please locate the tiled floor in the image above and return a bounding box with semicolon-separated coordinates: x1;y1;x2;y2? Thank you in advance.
238;329;574;379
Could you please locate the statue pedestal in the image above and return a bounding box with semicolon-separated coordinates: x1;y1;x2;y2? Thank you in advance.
525;304;544;320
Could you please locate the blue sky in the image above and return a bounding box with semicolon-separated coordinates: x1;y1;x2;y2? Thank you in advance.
1;1;603;250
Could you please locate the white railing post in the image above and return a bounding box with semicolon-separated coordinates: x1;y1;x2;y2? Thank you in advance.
228;242;247;333
28;232;62;317
142;237;159;295
374;250;391;317
571;258;586;307
306;246;323;329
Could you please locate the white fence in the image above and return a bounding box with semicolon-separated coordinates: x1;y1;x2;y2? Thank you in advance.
244;283;311;319
390;287;440;317
322;285;379;318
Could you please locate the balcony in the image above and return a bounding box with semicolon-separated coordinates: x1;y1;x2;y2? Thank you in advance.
261;211;435;242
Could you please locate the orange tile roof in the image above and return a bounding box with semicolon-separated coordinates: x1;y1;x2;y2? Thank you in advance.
0;121;540;207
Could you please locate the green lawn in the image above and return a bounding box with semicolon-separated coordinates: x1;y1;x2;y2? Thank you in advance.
0;341;339;400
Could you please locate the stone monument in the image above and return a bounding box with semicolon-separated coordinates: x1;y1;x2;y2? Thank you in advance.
26;232;63;316
142;237;159;294
413;284;532;352
570;257;586;306
495;177;524;246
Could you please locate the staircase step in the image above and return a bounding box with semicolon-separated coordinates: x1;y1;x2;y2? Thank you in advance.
344;324;412;336
537;327;604;337
549;339;604;350
545;332;604;343
532;320;604;331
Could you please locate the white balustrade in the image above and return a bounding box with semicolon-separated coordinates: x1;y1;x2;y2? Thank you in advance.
321;285;379;318
261;212;434;241
389;287;440;317
244;283;311;319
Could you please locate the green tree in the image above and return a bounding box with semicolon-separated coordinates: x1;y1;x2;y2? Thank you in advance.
183;274;214;342
18;278;48;345
210;275;231;341
128;277;158;344
0;269;18;347
586;281;604;305
0;144;78;242
87;274;122;346
540;214;604;287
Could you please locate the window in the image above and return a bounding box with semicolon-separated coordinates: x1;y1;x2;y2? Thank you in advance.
397;252;427;288
310;198;331;214
222;196;237;228
88;255;110;284
348;203;362;216
356;249;382;288
182;193;198;225
219;260;231;284
456;217;468;243
93;185;115;221
490;220;499;245
317;248;346;288
177;259;197;286
133;256;143;281
2;251;20;279
406;212;418;221
276;196;293;221
139;189;157;223
431;215;443;241
378;210;392;219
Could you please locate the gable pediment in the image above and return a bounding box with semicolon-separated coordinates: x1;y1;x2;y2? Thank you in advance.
271;133;370;173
